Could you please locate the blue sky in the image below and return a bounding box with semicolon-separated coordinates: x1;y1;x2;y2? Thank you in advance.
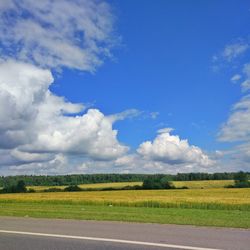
0;0;250;175
52;0;249;150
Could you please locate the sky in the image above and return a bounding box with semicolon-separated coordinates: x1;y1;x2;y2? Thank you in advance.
0;0;250;175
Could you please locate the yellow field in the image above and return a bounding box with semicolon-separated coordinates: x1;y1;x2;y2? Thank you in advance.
1;188;250;210
28;182;142;191
28;180;234;192
173;180;234;189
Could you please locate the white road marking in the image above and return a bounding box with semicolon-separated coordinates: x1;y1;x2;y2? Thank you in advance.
0;229;222;250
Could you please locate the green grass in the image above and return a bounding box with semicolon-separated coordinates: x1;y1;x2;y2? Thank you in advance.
0;200;249;228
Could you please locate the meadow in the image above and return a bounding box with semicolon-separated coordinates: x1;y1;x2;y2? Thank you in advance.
1;180;250;228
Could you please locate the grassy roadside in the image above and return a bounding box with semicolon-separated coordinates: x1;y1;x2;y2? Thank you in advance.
0;201;250;228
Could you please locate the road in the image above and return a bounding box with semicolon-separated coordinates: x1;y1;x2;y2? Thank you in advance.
0;217;249;250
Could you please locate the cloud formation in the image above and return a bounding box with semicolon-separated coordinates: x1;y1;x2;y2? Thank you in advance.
0;0;116;71
0;60;128;169
218;95;250;142
0;0;218;175
222;41;249;62
241;63;250;92
231;74;241;83
215;36;250;172
137;128;212;167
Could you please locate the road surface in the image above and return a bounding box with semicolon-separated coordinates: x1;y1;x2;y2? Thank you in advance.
0;217;249;250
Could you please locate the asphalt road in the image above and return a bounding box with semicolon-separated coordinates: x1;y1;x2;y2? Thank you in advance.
0;217;249;250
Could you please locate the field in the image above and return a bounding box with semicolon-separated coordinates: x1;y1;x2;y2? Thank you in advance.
173;180;234;189
1;180;250;228
28;182;142;191
28;180;234;191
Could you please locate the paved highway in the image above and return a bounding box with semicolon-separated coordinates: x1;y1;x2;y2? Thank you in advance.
0;217;249;250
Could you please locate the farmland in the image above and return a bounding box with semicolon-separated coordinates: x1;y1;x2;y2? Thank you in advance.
27;179;234;192
1;187;249;210
28;181;142;192
0;180;250;228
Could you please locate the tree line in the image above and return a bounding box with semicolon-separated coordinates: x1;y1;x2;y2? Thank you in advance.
1;172;249;194
0;172;249;187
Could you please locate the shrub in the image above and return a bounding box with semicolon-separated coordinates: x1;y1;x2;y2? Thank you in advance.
142;176;175;189
234;181;250;188
64;185;82;192
233;171;250;188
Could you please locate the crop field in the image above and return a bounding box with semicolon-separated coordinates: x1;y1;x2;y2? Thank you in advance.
1;188;250;210
28;181;142;191
1;180;250;228
27;180;234;192
173;180;234;189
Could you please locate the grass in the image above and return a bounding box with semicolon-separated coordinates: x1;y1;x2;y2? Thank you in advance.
0;201;249;228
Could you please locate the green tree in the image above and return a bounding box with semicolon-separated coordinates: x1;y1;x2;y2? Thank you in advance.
234;172;250;188
142;176;174;189
16;180;27;192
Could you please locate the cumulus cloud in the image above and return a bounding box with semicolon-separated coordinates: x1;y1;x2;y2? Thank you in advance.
0;0;116;71
137;128;213;167
215;35;250;172
0;60;128;170
218;94;250;142
0;1;135;174
0;0;220;174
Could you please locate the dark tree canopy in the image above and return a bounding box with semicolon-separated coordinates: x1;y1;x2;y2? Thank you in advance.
0;172;249;188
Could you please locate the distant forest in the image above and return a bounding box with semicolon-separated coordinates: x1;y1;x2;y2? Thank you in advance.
0;172;249;187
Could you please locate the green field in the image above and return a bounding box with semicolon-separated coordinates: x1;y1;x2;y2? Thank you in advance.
1;180;249;228
0;202;249;228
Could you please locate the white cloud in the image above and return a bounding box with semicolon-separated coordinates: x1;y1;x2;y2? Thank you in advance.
218;95;250;142
7;153;69;176
0;0;116;71
240;63;250;92
231;74;241;83
149;112;159;119
222;42;249;62
157;127;174;134
0;60;128;170
108;109;142;123
137;128;213;167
